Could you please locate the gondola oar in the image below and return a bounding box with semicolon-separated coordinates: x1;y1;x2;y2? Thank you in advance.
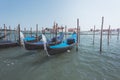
42;34;50;56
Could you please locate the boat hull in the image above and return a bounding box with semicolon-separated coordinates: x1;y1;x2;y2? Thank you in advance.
0;41;18;49
24;41;61;50
47;43;76;55
24;42;44;50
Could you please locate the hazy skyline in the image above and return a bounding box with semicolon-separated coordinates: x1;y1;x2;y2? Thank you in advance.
0;0;120;31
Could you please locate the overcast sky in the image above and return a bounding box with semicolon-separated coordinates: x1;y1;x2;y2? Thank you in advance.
0;0;120;31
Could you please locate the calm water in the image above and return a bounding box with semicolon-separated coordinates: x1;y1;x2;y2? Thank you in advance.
0;35;120;80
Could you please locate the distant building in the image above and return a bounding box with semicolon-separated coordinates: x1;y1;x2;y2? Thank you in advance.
68;28;77;32
57;26;64;32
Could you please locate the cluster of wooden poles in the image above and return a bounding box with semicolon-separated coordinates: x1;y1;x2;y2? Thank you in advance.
0;24;18;41
0;18;119;53
92;17;120;52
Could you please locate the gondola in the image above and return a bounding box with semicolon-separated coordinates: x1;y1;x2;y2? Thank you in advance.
0;40;18;49
24;32;64;50
45;32;77;55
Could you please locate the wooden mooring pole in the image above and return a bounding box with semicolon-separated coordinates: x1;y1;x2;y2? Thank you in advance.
117;28;119;40
55;23;58;44
100;17;104;52
56;23;58;37
78;25;80;45
42;27;44;34
4;24;7;40
18;24;21;46
24;28;26;37
30;27;32;37
38;27;40;36
65;25;67;39
76;18;79;51
62;26;63;32
14;28;17;41
107;25;110;45
93;25;95;45
53;22;56;37
9;26;11;40
36;24;38;41
0;27;1;34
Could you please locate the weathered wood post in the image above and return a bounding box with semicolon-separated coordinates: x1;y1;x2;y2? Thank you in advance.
36;24;38;41
53;22;56;37
55;23;58;44
117;28;119;40
14;28;17;41
30;27;32;37
76;18;79;51
24;28;26;37
62;26;63;32
65;25;67;39
9;26;11;40
78;25;80;45
42;27;44;34
56;23;58;38
107;25;110;45
18;24;21;46
0;27;1;31
100;17;104;52
93;25;95;45
4;24;7;40
38;27;40;37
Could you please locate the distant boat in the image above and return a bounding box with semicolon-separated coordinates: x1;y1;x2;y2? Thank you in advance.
24;32;64;50
46;32;77;55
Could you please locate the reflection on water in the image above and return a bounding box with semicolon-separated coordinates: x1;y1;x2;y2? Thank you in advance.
0;35;120;80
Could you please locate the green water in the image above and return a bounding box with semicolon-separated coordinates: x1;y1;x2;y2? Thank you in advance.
0;35;120;80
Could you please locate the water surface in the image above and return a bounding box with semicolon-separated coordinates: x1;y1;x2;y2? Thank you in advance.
0;35;120;80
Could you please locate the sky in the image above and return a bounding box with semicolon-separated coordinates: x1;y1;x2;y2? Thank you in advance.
0;0;120;31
